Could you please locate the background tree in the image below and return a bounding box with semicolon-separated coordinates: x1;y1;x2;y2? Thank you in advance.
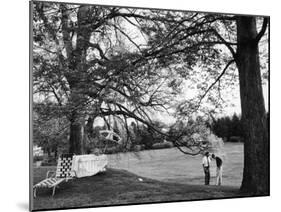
33;103;69;157
210;113;244;141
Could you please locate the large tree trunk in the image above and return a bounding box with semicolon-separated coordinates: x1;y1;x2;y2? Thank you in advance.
236;16;269;195
69;110;85;154
62;5;92;155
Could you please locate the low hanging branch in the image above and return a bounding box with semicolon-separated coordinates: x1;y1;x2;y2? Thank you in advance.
174;139;209;156
100;102;208;155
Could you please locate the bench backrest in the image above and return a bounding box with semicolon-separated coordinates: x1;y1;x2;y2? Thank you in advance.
55;154;74;178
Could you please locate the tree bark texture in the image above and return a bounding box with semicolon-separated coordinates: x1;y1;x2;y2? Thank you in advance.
236;16;269;195
69;110;85;155
62;5;92;154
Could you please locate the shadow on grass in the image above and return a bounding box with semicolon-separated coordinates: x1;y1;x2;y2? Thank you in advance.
32;167;245;211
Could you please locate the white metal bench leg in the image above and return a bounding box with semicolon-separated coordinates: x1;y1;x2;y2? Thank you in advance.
52;186;56;196
33;187;37;198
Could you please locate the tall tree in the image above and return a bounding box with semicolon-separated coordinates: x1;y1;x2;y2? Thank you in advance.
32;3;207;155
137;12;269;194
236;16;269;195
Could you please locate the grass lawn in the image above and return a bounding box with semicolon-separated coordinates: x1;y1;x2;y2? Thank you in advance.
32;166;248;211
108;142;244;186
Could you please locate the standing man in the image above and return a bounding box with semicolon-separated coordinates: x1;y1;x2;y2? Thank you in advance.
212;154;223;185
202;152;211;185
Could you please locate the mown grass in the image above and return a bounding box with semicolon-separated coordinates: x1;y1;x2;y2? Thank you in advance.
107;142;244;187
32;167;246;211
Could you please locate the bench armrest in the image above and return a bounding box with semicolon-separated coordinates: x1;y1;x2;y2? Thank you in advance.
46;171;56;178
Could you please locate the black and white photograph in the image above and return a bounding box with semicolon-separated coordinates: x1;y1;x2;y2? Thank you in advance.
30;0;269;211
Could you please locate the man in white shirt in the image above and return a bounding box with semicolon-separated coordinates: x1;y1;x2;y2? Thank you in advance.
202;152;211;185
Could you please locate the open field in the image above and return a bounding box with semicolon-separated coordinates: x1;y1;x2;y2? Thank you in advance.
108;142;244;186
32;143;244;210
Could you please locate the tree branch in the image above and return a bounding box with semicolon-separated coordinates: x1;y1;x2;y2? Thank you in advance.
111;24;142;52
255;17;269;43
196;59;235;109
87;42;109;60
211;29;237;59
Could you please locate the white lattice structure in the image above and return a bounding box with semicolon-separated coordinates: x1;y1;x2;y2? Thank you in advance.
99;130;122;144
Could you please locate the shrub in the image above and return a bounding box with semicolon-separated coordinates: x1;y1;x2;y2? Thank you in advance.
41;161;57;166
229;136;243;142
132;145;144;152
152;141;174;149
103;146;123;154
41;157;57;166
33;155;44;162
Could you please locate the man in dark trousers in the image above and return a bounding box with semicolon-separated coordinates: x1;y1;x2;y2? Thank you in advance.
202;152;211;185
212;154;223;185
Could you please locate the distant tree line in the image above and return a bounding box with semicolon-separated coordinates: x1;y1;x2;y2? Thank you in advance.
208;112;269;142
209;113;244;142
